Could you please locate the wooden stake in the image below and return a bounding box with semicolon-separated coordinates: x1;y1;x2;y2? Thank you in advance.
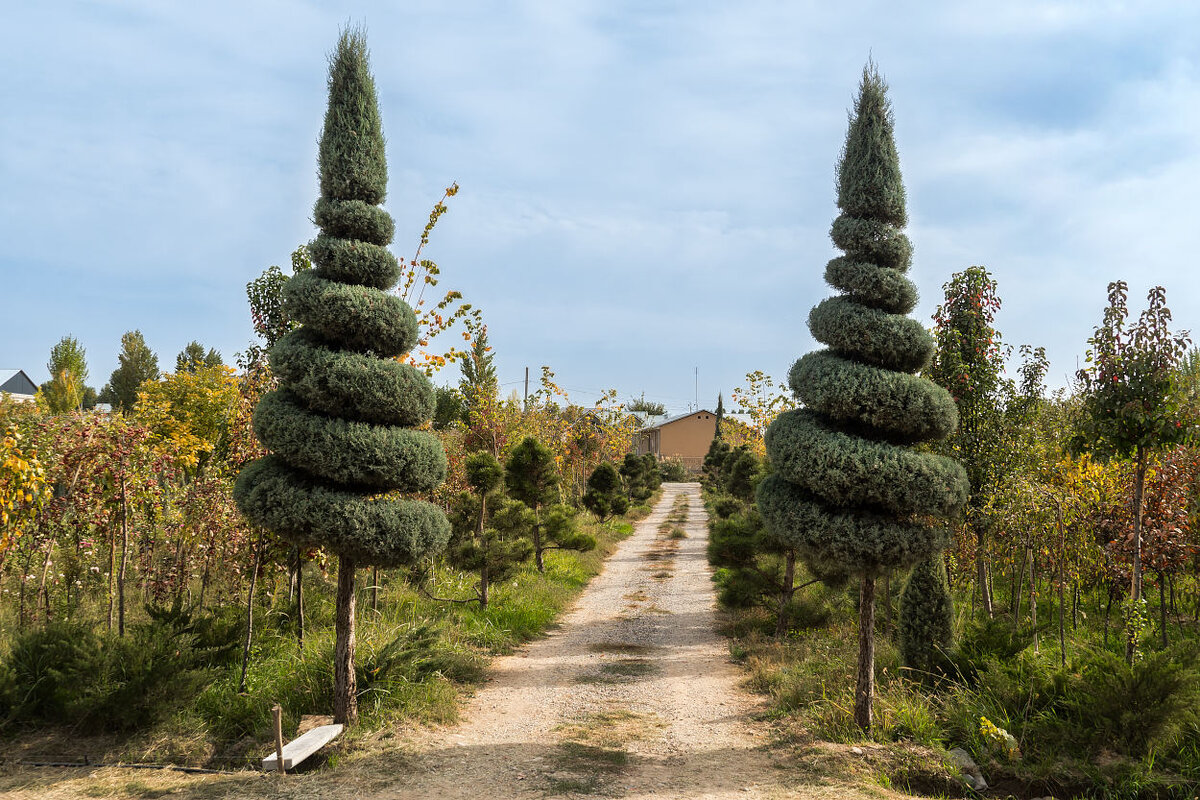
272;704;285;774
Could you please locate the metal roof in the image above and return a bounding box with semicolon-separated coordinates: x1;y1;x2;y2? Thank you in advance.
636;409;714;432
0;369;37;396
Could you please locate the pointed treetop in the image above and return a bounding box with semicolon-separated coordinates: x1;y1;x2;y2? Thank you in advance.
715;393;725;439
318;28;388;205
836;60;906;226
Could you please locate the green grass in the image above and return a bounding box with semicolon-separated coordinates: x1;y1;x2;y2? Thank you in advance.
0;510;640;769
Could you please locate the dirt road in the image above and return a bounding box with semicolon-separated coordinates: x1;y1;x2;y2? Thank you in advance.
7;483;911;799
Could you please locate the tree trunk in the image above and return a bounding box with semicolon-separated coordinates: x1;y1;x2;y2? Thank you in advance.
295;551;304;650
881;569;892;635
37;539;54;622
238;528;265;694
976;524;993;619
1159;570;1168;648
1127;447;1147;663
1072;580;1079;631
1014;546;1027;621
1056;503;1066;666
334;555;358;726
479;563;490;609
1029;547;1038;652
371;566;379;614
775;551;796;639
198;526;216;608
854;577;876;733
1058;569;1066;667
1104;585;1113;648
18;544;31;628
534;516;545;573
118;478;129;638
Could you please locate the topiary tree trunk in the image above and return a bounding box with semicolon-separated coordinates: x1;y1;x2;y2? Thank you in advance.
233;29;450;726
756;63;967;732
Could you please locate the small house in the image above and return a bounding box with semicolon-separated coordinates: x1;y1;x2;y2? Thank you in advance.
634;409;717;472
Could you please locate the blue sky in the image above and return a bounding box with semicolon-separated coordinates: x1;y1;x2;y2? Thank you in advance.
2;1;1198;414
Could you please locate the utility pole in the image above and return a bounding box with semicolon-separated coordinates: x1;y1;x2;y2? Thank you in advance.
524;366;529;413
694;367;699;412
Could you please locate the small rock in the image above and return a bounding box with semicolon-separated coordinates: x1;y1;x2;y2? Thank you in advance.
948;747;988;792
851;746;863;755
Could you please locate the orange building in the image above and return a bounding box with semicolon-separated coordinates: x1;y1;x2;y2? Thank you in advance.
633;410;717;472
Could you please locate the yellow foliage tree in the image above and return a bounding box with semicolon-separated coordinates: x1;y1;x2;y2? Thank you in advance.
0;425;46;565
135;365;240;473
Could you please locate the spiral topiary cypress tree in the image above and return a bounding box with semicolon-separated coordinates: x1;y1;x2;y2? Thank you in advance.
233;29;450;725
756;63;967;731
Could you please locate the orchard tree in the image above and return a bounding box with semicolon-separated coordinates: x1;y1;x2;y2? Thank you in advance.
234;30;450;725
1074;281;1190;662
0;424;46;568
756;64;967;731
926;266;1007;616
99;330;160;413
241;246;313;369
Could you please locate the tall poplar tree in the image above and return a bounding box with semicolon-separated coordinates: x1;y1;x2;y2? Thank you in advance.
41;336;90;413
756;64;967;731
234;29;450;725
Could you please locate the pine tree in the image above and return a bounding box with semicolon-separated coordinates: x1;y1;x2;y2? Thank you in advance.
459;325;498;420
448;452;533;607
715;393;725;439
583;462;628;521
505;437;594;570
756;63;967;731
233;30;449;725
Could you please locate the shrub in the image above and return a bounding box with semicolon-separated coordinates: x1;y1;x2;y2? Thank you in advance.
1063;645;1200;758
659;458;688;482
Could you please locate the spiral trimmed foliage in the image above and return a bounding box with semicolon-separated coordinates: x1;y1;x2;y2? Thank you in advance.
755;64;967;731
233;30;449;725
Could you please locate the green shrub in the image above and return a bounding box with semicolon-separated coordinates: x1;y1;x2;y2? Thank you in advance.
0;619;214;733
0;621;102;723
659;458;688;482
1062;645;1200;758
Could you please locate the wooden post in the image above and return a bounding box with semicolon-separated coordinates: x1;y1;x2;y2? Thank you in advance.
272;704;285;775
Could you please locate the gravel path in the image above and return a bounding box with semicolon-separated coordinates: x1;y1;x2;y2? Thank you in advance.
372;482;887;800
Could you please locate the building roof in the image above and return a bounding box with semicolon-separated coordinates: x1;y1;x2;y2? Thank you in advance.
0;369;37;396
637;409;714;433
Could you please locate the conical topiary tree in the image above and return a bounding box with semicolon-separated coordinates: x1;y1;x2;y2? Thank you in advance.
756;63;968;732
899;555;954;678
233;29;450;726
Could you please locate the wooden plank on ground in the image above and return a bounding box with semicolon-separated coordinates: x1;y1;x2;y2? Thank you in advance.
261;723;344;771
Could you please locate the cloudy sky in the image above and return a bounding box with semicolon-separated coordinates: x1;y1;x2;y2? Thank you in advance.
2;1;1198;413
